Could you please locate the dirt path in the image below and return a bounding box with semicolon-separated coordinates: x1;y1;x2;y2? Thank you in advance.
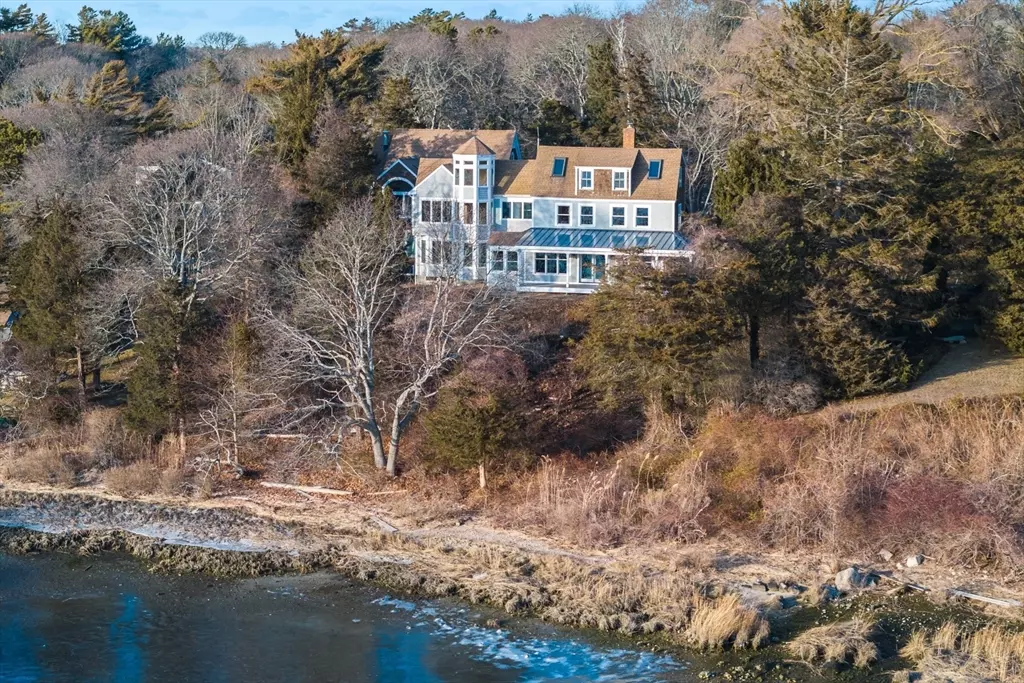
830;340;1023;414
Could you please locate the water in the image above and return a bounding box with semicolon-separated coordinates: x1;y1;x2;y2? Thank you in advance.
0;551;686;683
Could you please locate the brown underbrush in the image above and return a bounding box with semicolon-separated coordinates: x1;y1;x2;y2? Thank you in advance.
901;622;1024;682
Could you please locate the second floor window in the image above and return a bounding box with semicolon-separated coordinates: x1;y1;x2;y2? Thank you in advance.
477;202;488;225
580;170;593;190
557;205;571;225
501;201;533;220
613;171;627;191
478;167;488;187
612;206;625;227
580;205;594;226
463;168;474;186
636;207;650;227
421;200;451;223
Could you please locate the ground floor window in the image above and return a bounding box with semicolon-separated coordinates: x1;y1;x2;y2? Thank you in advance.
491;249;519;272
580;254;606;281
535;252;567;274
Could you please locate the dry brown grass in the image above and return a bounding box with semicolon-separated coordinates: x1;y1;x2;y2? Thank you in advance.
901;622;1024;682
105;461;185;497
684;593;770;650
3;442;78;487
788;618;879;668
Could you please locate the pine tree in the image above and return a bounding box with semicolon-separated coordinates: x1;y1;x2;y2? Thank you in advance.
67;6;147;54
304;106;375;218
533;98;581;146
29;11;54;39
713;134;787;224
82;60;171;137
744;0;940;395
581;39;624;147
375;76;418;129
247;30;386;174
620;49;666;145
11;200;92;393
0;3;33;32
0;116;40;183
572;256;742;410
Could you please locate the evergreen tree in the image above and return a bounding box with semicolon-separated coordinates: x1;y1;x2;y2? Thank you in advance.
247;30;386;174
82;60;172;137
744;0;940;395
0;116;40;183
11;200;92;393
572;256;742;410
620;49;666;146
303;106;375;218
67;6;147;54
713;134;787;225
29;11;53;39
375;76;418;129
533;98;581;146
581;39;624;147
0;3;33;32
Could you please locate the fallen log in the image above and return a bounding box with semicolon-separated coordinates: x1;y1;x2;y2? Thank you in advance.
948;589;1022;608
259;481;353;497
370;516;398;534
874;573;929;592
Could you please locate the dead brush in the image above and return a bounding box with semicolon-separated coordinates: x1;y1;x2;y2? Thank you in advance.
684;593;769;650
4;441;77;487
901;621;1024;682
788;618;880;668
104;461;163;497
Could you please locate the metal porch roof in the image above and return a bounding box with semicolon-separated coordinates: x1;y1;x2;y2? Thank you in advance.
511;228;689;252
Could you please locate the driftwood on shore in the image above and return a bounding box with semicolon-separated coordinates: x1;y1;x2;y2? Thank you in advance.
259;482;353;497
947;589;1023;608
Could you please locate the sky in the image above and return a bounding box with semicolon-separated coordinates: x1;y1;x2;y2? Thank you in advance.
27;1;647;45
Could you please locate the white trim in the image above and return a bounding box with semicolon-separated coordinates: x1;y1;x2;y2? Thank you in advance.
555;203;572;226
578;203;595;227
413;163;453;190
376;158;417;180
610;204;627;228
612;170;628;192
577;167;594;193
383;176;414;190
633;204;651;228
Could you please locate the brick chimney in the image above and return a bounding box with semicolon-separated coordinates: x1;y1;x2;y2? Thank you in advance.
622;123;635;149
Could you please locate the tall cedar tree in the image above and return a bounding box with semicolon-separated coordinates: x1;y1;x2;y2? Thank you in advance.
713;134;787;225
620;49;666;145
82;60;172;137
67;6;146;54
11;200;92;393
124;281;203;438
247;30;385;175
375;76;419;129
929;134;1024;353
533;97;582;146
303;106;376;218
745;0;939;396
581;39;623;147
572;256;742;411
0;3;32;32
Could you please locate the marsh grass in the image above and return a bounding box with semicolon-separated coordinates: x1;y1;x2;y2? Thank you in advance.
788;618;879;668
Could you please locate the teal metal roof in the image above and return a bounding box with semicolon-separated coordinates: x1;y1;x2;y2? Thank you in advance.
512;228;688;251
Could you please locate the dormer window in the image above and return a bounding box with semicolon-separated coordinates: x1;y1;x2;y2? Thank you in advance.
649;160;663;179
613;170;627;191
552;157;567;177
579;169;593;190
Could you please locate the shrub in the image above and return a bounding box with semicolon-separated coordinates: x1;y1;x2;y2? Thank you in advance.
788;618;879;668
105;461;161;496
684;593;769;650
5;442;77;486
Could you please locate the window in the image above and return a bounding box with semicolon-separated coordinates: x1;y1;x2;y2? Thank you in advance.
507;251;518;271
579;169;593;190
430;240;441;264
635;206;650;227
493;250;504;271
611;206;626;227
648;160;663;179
579;205;594;226
613;170;627;191
463;202;473;224
556;234;570;247
502;201;531;220
552;157;567;177
580;233;594;248
463;244;474;267
477;202;487;225
463;168;474;186
636;235;650;248
478;246;487;267
556;204;571;225
478;167;488;187
492;250;519;272
535;252;567;274
421;199;449;223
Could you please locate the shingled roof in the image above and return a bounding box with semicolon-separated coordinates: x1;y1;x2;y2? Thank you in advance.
453;136;495;156
375;129;517;164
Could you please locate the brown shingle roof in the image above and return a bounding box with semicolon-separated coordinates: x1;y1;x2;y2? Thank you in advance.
453;136;495;156
488;232;524;246
375;129;517;163
415;158;452;185
529;145;682;201
493;160;532;195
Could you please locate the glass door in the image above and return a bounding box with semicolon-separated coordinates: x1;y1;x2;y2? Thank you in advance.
580;254;606;282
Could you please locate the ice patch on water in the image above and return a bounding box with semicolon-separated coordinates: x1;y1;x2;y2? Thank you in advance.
372;595;682;682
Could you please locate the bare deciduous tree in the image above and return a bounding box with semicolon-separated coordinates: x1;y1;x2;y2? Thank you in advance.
269;200;514;476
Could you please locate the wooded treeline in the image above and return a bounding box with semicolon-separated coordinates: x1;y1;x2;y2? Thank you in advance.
0;0;1020;484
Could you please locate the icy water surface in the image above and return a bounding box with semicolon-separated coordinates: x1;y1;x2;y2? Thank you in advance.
0;551;685;682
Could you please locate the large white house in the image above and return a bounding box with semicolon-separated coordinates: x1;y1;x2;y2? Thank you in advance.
375;126;691;293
